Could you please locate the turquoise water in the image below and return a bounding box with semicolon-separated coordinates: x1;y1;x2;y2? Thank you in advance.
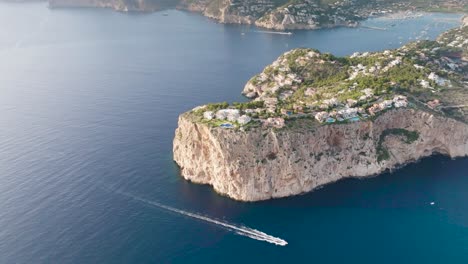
0;3;466;263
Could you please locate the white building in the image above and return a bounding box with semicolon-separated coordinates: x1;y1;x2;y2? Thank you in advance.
216;109;240;121
428;72;450;86
315;111;329;123
420;79;430;88
203;111;215;120
379;100;393;109
393;95;408;108
338;108;358;119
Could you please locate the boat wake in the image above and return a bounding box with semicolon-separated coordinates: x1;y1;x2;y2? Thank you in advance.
115;190;288;246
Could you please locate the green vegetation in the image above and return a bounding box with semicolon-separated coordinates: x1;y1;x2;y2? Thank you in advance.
377;128;420;162
189;21;467;131
204;102;229;111
232;101;264;110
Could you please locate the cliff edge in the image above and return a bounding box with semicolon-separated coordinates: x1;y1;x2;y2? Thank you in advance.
174;109;468;201
173;18;468;201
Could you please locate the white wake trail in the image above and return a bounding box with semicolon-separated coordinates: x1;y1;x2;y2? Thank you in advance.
116;190;288;246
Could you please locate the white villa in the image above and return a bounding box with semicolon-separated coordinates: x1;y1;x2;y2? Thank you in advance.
203;111;215;120
215;109;240;121
428;72;450;86
393;95;408;108
203;109;251;127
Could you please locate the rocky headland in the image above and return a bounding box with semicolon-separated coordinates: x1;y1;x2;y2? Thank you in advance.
173;20;468;201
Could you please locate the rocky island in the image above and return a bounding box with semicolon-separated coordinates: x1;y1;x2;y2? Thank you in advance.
173;18;468;201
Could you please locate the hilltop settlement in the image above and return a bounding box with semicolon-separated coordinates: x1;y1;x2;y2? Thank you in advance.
193;17;468;130
173;18;468;201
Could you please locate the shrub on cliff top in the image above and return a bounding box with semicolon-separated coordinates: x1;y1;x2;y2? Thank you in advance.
377;128;420;162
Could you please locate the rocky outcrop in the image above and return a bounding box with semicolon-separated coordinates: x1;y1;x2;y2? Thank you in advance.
173;109;468;201
174;20;468;202
177;0;270;25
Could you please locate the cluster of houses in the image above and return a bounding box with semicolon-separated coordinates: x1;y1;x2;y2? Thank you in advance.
349;45;461;93
228;0;276;18
428;72;451;87
266;0;418;29
315;107;362;123
202;108;289;129
197;18;467;129
203;109;252;127
367;95;408;116
419;72;452;89
314;95;409;123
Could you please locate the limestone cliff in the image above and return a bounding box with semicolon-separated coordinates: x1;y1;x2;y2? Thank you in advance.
173;109;468;201
173;22;468;201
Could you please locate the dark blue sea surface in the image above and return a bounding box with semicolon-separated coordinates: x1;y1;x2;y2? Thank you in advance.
0;3;466;263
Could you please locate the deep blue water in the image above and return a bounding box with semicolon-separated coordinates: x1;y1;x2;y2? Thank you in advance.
0;2;467;263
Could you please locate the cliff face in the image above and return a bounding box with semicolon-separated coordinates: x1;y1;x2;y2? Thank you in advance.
173;21;467;201
173;109;468;201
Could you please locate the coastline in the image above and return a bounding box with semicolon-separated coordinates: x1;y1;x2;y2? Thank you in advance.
9;1;467;31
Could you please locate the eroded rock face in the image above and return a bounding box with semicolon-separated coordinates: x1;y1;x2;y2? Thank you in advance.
173;109;468;201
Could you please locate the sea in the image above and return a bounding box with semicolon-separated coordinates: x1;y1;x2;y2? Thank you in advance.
0;2;466;263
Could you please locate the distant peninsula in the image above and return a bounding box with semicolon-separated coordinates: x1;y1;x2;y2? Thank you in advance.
173;17;468;201
46;0;468;30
